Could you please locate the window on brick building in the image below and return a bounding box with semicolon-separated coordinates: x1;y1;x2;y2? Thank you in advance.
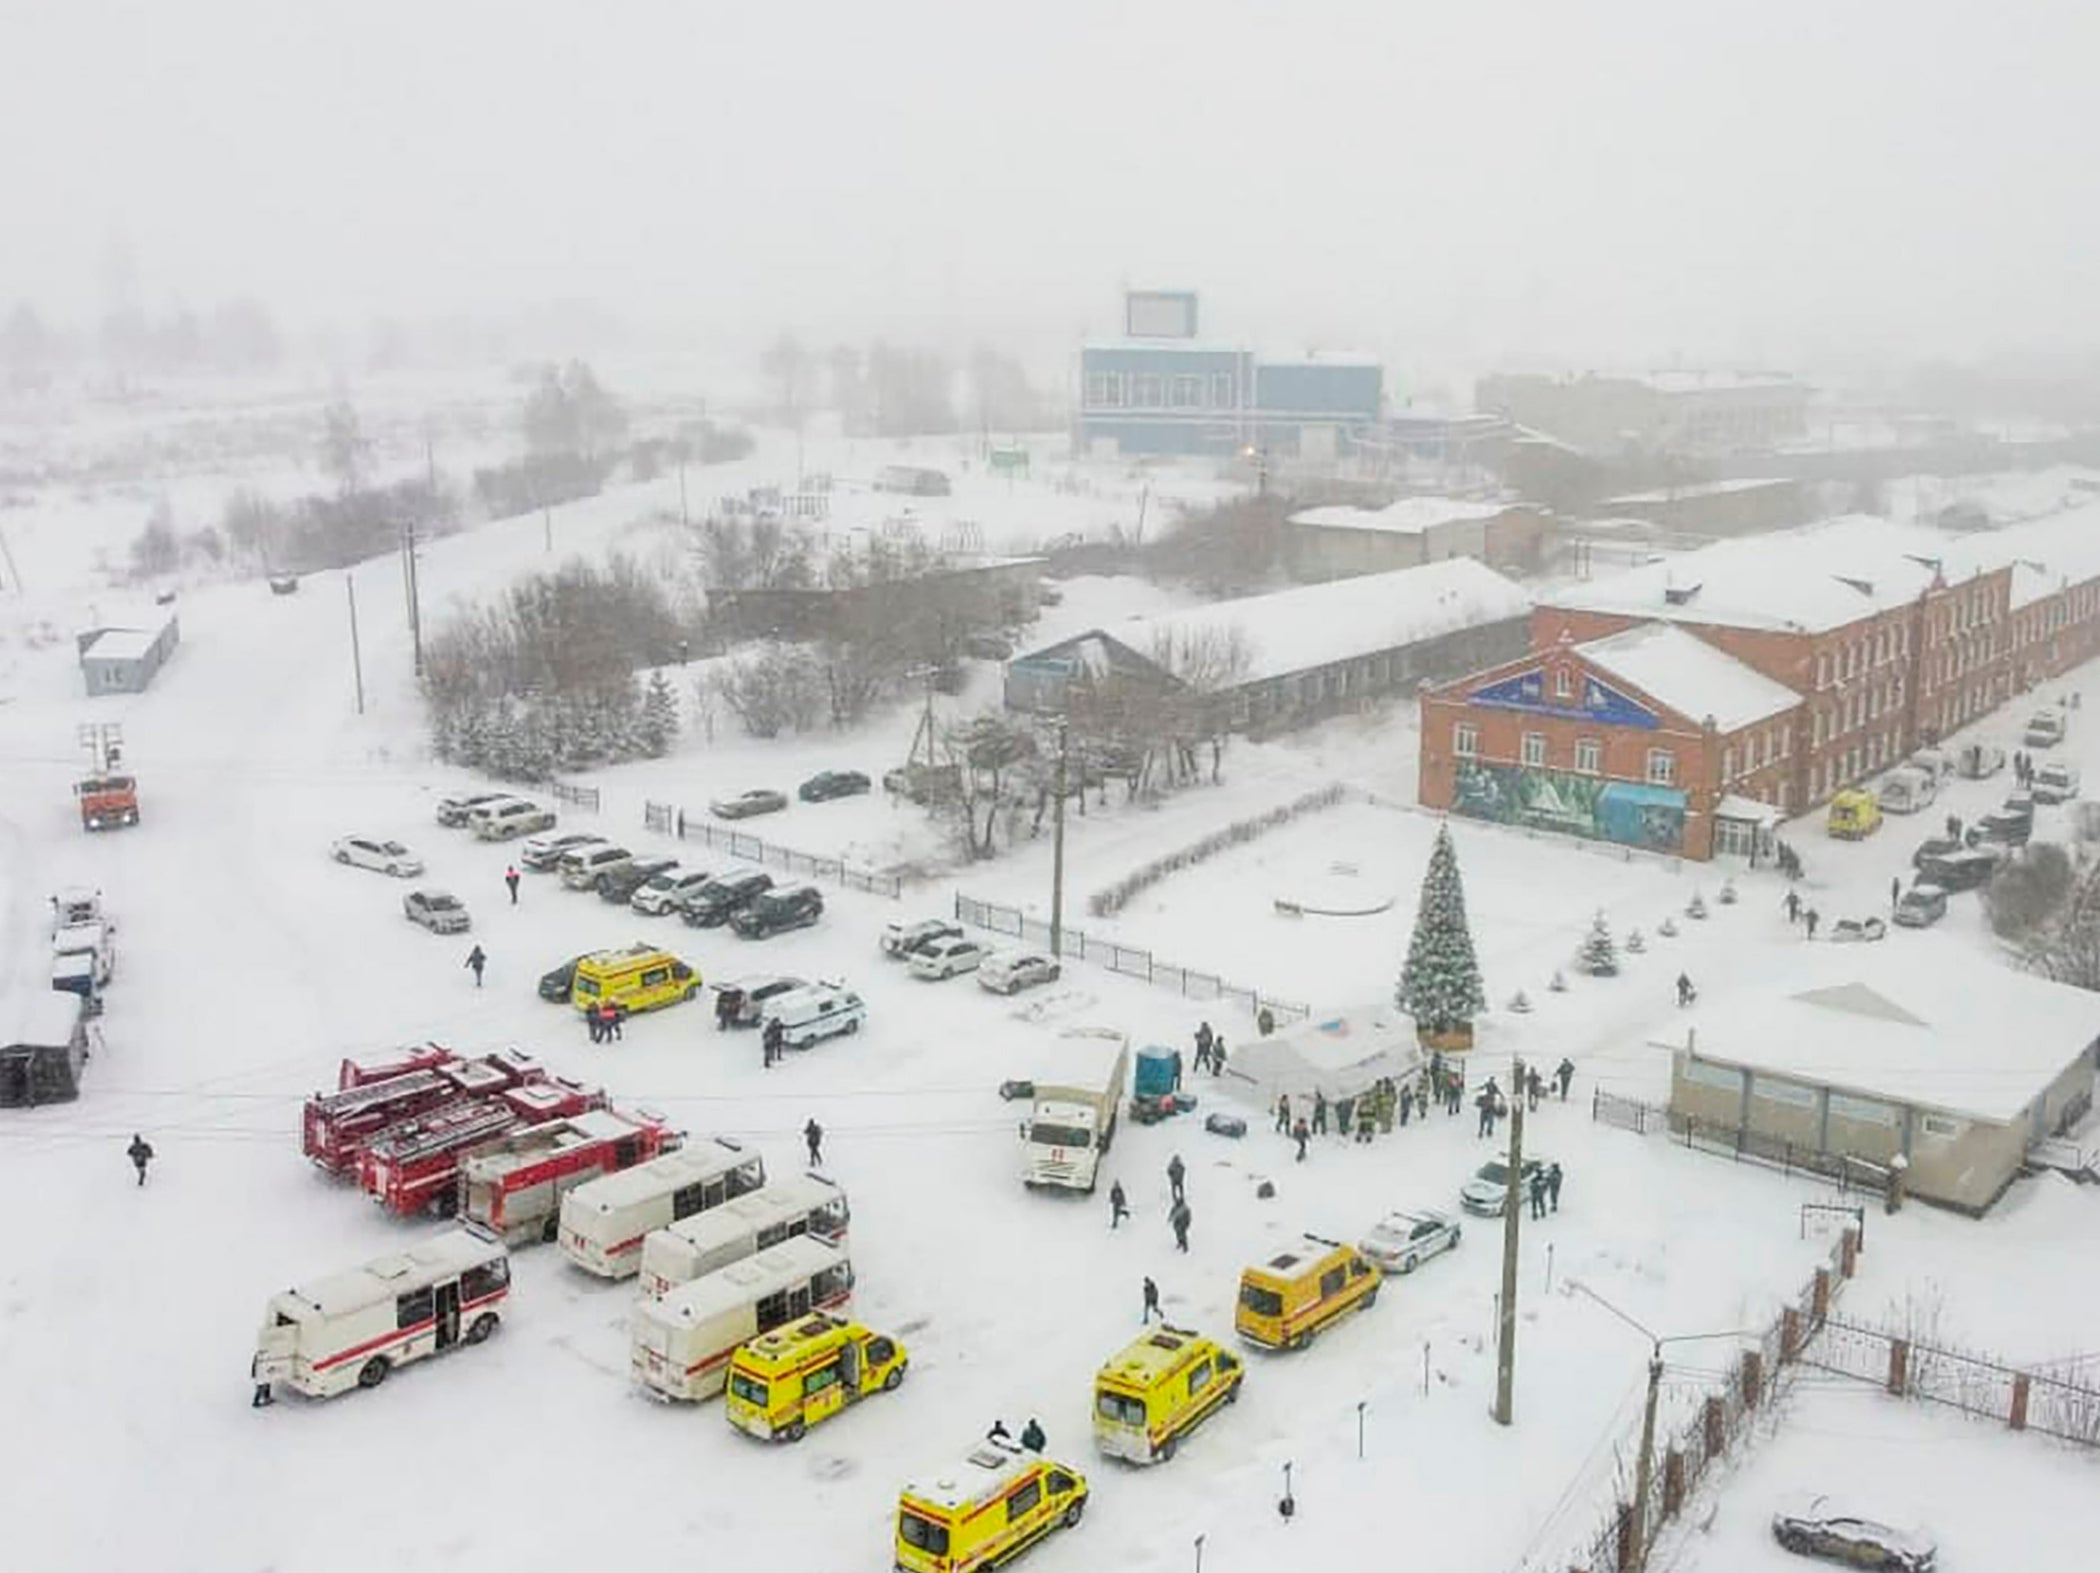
1521;732;1546;768
1722;746;1736;780
1575;738;1601;775
1554;667;1573;700
1816;653;1830;689
1454;723;1477;758
1645;749;1675;786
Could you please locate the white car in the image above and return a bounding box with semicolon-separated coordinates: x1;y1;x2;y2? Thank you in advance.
403;889;471;934
631;866;713;916
332;835;425;877
470;797;557;840
909;937;986;980
977;949;1062;995
882;918;964;958
435;791;511;828
1359;1209;1461;1274
520;830;603;872
1460;1156;1548;1217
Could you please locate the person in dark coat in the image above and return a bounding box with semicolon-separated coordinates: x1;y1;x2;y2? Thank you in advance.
588;1006;604;1044
1142;1276;1161;1323
765;1017;787;1067
127;1133;154;1186
1292;1118;1310;1162
1528;1168;1547;1220
465;945;487;987
1211;1038;1226;1075
1784;889;1800;925
1166;1154;1186;1205
1398;1087;1412;1127
1676;972;1695;1007
1804;908;1819;940
1195;1020;1214;1066
1525;1067;1542;1111
1170;1049;1184;1091
1556;1058;1575;1100
1020;1418;1046;1453
1310;1090;1328;1135
1274;1094;1291;1134
1336;1096;1354;1137
1170;1198;1191;1253
987;1419;1012;1443
504;866;520;905
804;1118;824;1167
1109;1180;1130;1229
1476;1088;1498;1139
716;988;738;1031
1547;1162;1564;1212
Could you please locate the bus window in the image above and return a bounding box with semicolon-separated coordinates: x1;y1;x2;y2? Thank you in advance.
397;1288;434;1329
1319;1267;1345;1298
461;1260;508;1300
1007;1479;1042;1521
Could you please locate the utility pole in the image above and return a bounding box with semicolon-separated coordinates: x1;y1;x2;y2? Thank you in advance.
678;458;689;528
346;571;365;715
1630;1350;1664;1570
1049;719;1069;958
401;516;424;678
1493;1054;1526;1426
423;422;437;494
543;500;553;554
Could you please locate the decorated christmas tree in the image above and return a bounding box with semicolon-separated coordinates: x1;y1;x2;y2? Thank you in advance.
1397;824;1487;1040
1579;911;1620;976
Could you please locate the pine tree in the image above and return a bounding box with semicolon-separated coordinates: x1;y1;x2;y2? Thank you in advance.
636;669;681;758
1396;824;1487;1035
1579;912;1620;976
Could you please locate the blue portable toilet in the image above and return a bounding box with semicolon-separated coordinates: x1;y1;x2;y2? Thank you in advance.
1133;1045;1177;1102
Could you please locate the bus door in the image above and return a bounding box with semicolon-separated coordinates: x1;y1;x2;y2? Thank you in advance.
434;1281;462;1349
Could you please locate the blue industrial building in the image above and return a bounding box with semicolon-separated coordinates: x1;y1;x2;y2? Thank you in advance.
1077;290;1383;461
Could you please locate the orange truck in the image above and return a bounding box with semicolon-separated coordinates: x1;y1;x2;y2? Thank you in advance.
75;772;140;831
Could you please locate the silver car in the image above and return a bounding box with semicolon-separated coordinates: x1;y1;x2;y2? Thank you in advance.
1772;1497;1935;1571
1359;1208;1461;1274
403;889;471;934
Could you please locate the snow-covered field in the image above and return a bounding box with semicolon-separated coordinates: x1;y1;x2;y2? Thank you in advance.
2;384;2096;1573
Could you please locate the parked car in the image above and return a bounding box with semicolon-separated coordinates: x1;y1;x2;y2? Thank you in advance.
882;918;964;958
680;870;774;927
2032;761;2081;804
713;974;807;1027
521;830;604;871
1359;1208;1461;1274
1877;766;1936;815
436;791;511;828
539;954;587;1002
1917;846;2003;892
799;770;871;803
1956;741;2007;779
1910;834;1962;869
2023;709;2066;748
597;856;680;905
761;983;867;1050
1906;747;1953;782
1893;884;1947;928
403;890;471;934
331;835;424;878
730;883;825;939
908;936;987;980
469;797;557;841
711;788;789;820
631;866;715;916
1771;1497;1935;1572
1828;916;1888;943
1976;806;2032;848
560;843;635;891
1460;1156;1547;1217
977;949;1062;995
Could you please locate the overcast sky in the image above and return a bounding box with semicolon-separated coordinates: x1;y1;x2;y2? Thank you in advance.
4;0;2095;384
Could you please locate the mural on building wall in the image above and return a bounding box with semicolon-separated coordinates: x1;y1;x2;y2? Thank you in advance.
1451;760;1687;852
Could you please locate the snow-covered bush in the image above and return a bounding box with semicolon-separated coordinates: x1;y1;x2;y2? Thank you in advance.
1087;784;1349;917
1578;913;1619;976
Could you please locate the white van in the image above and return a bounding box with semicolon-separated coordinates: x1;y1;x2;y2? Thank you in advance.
251;1229;511;1402
2033;761;2081;805
471;797;557;840
560;844;635;890
557;1137;767;1278
630;1235;854;1401
1878;765;1938;814
639;1173;853;1298
2024;710;2067;748
51;921;115;986
763;984;866;1049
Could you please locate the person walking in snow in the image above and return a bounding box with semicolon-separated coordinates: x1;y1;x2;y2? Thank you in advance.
1546;1162;1564;1212
1274;1093;1291;1134
987;1419;1012;1444
1804;908;1819;941
465;945;487;987
1784;889;1800;925
127;1132;154;1187
1398;1086;1412;1127
1476;1083;1498;1139
1556;1058;1575;1099
1020;1417;1046;1454
1210;1037;1226;1076
599;1001;623;1041
764;1017;785;1068
1166;1154;1186;1205
1194;1020;1214;1068
587;1005;605;1044
1292;1118;1310;1162
1528;1168;1547;1220
1676;971;1695;1007
1310;1089;1328;1136
504;866;521;905
1170;1049;1184;1092
803;1118;824;1167
1142;1276;1162;1323
1891;875;1902;914
715;988;738;1031
1336;1096;1354;1138
1109;1180;1130;1229
1170;1198;1191;1253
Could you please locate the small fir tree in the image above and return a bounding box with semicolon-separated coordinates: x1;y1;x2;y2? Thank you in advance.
636;669;680;758
1396;824;1487;1035
1579;912;1619;976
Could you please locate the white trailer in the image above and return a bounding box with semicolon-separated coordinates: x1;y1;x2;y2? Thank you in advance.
250;1229;511;1403
557;1136;767;1278
630;1234;854;1400
637;1173;851;1298
1018;1027;1130;1194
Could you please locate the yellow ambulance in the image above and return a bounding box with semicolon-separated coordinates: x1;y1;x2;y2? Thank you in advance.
1092;1325;1243;1464
895;1439;1088;1573
725;1314;906;1442
1234;1234;1381;1350
570;943;701;1016
1825;788;1882;840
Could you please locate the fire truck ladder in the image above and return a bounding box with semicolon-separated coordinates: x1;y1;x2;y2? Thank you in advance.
313;1068;454;1119
370;1100;520;1165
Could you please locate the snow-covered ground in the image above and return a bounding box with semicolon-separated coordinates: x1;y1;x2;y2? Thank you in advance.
2;388;2095;1573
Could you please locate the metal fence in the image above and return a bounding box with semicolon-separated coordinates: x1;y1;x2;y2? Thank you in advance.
642;802;903;899
953;893;1309;1024
1590;1091;1892;1202
545;778;600;813
1805;1317;2100;1448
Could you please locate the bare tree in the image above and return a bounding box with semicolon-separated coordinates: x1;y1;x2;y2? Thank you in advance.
939;712;1037;859
1987;842;2075;938
711;643;824;738
320;399;369;495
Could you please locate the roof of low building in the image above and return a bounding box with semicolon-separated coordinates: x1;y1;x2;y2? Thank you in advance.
1574;623;1801;732
1599;478;1797;506
1651;940;2100;1124
1287;496;1514;535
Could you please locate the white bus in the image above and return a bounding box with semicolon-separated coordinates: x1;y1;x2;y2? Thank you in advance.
250;1229;511;1403
631;1235;855;1401
556;1136;766;1278
637;1172;851;1299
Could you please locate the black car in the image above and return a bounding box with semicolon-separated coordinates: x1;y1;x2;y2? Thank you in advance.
730;884;824;939
538;955;586;1002
1918;846;2003;891
799;770;872;803
597;856;679;904
1975;808;2032;848
680;871;774;927
1910;834;1962;869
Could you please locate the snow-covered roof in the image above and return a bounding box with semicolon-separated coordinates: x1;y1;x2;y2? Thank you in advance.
562;1137;755;1216
0;991;80;1048
1287;496;1513;535
1956;501;2100;606
1126;558;1533;687
82;626;166;662
1599;478;1796;506
1574;623;1801;732
285;1230;503;1320
1548;515;1954;633
1638;370;1806;395
1714;794;1782;824
1653;943;2100;1125
1224;1003;1422;1103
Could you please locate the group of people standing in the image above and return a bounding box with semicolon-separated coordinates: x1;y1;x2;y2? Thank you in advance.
1269;1052;1578;1157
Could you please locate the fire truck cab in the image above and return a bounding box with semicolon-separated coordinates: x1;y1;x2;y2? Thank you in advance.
74;773;139;831
359;1076;600;1217
460;1107;680;1245
251;1229;510;1403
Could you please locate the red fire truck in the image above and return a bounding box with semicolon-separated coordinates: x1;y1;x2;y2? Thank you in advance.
303;1048;544;1176
459;1107;681;1245
360;1078;601;1218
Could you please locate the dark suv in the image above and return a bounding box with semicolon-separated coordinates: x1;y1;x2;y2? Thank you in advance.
730;884;824;939
680;871;774;927
597;856;679;904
